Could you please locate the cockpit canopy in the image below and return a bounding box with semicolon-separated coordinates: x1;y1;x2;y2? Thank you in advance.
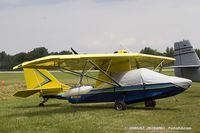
112;68;191;89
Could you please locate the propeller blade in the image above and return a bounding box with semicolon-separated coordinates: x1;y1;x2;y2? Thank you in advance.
71;48;78;55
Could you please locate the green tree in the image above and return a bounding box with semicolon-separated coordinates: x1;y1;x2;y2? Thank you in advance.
0;47;73;70
26;47;48;60
164;47;174;57
195;49;200;58
0;52;14;70
14;52;27;63
140;47;163;56
59;50;72;55
0;51;7;60
49;50;72;55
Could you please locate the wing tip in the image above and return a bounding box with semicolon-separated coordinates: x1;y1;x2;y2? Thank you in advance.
13;64;22;70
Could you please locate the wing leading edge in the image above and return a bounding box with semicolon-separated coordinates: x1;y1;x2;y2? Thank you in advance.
13;53;175;72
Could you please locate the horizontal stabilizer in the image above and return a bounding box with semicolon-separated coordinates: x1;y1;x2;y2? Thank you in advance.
172;65;200;68
14;88;62;98
14;89;40;97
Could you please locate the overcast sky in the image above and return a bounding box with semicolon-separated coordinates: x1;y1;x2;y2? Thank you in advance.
0;0;200;55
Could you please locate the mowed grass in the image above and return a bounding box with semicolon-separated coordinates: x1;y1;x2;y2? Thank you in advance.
0;70;199;133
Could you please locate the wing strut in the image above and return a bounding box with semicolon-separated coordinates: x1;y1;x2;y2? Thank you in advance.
79;61;88;85
59;68;117;86
154;60;164;72
88;60;122;87
135;59;140;69
105;59;112;73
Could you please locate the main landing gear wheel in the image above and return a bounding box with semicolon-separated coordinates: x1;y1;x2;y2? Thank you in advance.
145;100;156;108
114;101;127;111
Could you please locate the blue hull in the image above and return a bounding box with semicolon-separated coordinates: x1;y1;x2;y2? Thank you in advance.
64;83;186;104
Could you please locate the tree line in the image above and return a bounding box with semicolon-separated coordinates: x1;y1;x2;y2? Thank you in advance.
0;47;72;70
0;46;200;70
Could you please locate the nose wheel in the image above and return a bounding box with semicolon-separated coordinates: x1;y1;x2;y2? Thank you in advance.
114;101;127;110
145;100;156;107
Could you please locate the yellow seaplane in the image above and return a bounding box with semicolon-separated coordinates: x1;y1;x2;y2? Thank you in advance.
13;50;191;110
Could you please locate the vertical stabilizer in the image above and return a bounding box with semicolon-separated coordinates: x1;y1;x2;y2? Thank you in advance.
174;40;200;66
174;40;200;81
14;68;70;97
23;68;62;89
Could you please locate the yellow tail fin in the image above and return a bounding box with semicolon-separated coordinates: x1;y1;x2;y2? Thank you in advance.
24;68;61;89
14;68;70;97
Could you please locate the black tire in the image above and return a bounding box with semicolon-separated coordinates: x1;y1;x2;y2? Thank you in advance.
39;103;44;107
145;100;156;108
114;101;127;110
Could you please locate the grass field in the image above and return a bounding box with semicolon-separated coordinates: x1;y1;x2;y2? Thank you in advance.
0;70;199;133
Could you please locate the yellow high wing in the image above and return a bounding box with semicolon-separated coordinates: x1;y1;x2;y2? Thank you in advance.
13;53;175;92
14;53;174;71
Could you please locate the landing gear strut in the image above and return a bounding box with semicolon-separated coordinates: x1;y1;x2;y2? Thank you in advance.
114;101;127;110
39;98;48;107
145;100;156;107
